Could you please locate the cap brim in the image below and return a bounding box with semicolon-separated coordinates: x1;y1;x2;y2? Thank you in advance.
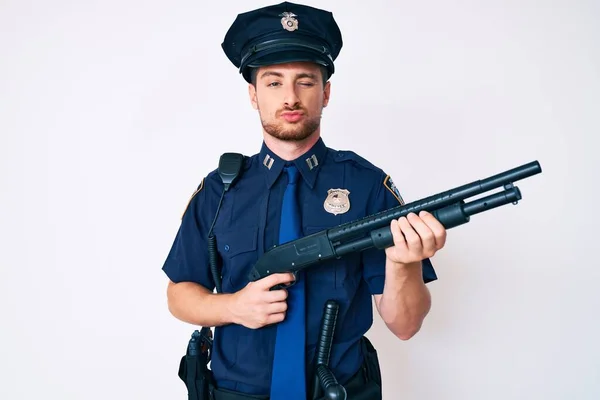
242;48;333;83
246;49;331;68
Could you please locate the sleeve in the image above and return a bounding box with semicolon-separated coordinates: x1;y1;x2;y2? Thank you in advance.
361;172;438;295
161;178;216;290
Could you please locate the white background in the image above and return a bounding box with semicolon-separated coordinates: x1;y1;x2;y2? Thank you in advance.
1;0;599;399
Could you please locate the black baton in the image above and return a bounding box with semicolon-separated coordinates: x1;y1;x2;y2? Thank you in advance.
312;300;347;400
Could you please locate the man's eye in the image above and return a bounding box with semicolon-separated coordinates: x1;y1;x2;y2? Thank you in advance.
299;82;314;86
267;82;281;87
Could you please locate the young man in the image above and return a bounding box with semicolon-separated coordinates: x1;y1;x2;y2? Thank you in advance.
162;2;447;399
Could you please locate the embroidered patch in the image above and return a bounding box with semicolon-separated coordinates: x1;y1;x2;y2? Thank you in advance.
384;175;405;205
181;178;204;219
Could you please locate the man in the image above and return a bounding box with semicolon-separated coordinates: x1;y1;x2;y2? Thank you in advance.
162;2;447;399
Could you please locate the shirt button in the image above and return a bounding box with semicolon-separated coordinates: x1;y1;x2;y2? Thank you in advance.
224;245;230;251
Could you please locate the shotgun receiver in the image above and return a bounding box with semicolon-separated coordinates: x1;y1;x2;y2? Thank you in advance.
247;160;542;283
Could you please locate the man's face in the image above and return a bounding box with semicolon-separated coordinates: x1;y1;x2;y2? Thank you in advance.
249;62;331;142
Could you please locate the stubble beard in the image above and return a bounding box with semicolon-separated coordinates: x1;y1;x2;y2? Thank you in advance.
259;108;322;142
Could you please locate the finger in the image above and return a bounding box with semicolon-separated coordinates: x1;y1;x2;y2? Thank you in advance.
398;214;422;253
267;312;286;325
267;301;288;315
265;287;288;303
420;211;447;250
390;219;408;251
407;212;436;255
258;272;295;289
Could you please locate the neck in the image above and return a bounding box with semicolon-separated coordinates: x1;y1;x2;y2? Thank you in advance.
263;130;321;161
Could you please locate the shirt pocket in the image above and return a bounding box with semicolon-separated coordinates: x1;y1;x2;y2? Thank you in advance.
216;226;259;293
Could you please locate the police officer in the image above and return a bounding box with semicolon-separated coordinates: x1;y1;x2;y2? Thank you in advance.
162;2;447;399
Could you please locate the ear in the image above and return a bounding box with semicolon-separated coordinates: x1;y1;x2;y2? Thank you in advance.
249;83;258;110
323;81;331;108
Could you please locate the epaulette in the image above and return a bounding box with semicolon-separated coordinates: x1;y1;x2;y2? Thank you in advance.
334;150;405;205
332;150;382;172
181;177;205;219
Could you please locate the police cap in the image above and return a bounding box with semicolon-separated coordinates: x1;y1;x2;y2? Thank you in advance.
222;1;343;83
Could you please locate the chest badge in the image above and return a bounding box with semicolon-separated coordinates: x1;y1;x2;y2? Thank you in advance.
324;189;350;215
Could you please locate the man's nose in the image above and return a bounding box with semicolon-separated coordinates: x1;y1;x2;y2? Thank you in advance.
283;86;300;108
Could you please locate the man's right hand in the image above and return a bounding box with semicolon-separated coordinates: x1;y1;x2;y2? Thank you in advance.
229;273;296;329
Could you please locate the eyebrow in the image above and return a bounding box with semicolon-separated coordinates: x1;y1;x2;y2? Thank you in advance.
259;71;318;80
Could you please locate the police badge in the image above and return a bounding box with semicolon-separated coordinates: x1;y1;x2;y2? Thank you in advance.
279;12;299;31
324;189;350;215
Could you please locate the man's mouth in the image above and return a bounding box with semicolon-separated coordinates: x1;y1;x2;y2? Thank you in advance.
280;111;303;122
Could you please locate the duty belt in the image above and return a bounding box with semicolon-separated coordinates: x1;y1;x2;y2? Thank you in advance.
210;364;381;400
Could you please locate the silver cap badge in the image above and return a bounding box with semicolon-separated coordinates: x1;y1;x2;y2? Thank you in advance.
324;189;350;215
280;12;299;31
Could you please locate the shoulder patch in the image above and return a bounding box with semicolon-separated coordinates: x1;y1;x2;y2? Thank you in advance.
384;175;405;205
181;178;204;219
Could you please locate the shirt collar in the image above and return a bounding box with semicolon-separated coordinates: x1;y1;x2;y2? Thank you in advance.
258;137;328;189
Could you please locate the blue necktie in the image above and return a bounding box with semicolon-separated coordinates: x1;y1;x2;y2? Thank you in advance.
270;165;306;400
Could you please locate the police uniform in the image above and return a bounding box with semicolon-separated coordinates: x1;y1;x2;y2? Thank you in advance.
162;2;437;399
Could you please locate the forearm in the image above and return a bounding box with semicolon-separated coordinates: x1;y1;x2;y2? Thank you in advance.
166;281;237;327
378;259;431;340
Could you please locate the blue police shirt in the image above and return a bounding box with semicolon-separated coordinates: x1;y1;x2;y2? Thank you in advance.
162;137;437;395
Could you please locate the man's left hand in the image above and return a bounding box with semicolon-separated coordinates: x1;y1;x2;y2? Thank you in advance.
385;211;447;266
